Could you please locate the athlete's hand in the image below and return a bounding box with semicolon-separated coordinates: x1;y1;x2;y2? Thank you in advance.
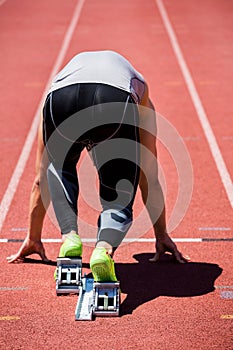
149;232;190;263
7;237;49;263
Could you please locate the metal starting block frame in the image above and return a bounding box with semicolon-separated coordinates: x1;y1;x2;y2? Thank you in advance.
75;278;121;321
93;281;120;317
56;257;82;295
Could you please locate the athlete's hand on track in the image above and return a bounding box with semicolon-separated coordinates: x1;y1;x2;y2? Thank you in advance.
149;232;190;264
6;237;49;263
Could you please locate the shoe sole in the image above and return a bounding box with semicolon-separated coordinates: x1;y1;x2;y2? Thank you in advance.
60;250;82;257
60;245;82;258
91;260;116;282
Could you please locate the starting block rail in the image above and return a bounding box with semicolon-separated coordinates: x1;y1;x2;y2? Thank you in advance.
75;278;95;320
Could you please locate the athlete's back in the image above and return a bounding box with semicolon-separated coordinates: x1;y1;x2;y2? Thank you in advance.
50;50;145;103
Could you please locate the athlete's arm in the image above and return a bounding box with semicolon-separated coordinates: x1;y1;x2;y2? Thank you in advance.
7;114;50;263
138;84;188;263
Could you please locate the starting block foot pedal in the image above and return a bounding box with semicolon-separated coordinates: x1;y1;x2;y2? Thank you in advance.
75;278;120;321
56;257;82;295
93;282;120;317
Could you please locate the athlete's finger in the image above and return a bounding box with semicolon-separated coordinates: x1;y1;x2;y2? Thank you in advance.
6;254;25;263
38;250;50;262
149;252;161;263
172;249;190;263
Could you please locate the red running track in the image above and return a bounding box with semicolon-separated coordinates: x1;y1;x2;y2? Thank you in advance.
0;0;232;349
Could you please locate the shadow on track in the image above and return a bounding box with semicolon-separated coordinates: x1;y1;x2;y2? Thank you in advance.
23;254;222;316
116;253;223;316
23;258;90;269
23;258;57;266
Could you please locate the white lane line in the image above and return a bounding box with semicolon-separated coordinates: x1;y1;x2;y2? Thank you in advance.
156;0;233;208
199;227;231;231
220;291;233;299
0;238;207;243
0;287;28;291
77;238;203;243
0;0;86;232
1;237;233;243
11;228;28;232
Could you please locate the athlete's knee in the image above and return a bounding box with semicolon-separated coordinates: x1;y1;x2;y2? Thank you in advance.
33;176;40;188
99;208;132;231
97;208;132;248
32;174;43;192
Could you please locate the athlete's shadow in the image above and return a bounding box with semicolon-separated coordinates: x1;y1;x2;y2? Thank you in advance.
115;253;222;316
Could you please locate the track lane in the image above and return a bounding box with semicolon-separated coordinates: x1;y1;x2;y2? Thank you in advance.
156;0;233;209
0;0;84;231
162;0;233;176
0;241;231;350
0;1;232;349
0;0;77;199
2;0;232;239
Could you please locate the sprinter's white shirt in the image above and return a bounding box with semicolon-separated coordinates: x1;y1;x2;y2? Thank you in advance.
49;51;145;104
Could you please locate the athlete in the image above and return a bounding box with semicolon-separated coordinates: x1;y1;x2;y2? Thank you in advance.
7;51;188;280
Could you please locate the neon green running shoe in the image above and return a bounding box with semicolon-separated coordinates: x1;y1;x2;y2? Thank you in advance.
90;247;117;282
54;234;82;281
59;234;82;257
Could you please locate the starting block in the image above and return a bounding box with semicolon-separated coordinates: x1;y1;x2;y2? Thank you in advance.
93;281;120;317
55;258;121;319
56;257;82;295
75;277;121;321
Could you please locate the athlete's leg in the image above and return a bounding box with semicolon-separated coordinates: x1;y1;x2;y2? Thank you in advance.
89;85;140;253
43;85;85;255
47;160;79;234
